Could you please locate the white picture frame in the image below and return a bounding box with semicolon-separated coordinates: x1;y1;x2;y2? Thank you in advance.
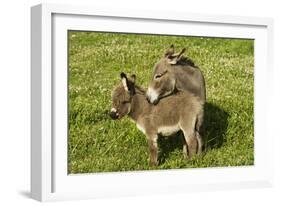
31;3;274;202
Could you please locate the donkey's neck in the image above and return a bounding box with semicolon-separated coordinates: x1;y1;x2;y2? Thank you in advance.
128;93;148;122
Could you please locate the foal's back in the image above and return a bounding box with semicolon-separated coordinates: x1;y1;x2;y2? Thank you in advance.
141;91;203;129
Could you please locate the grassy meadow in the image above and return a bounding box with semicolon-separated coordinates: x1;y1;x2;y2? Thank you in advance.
68;31;254;173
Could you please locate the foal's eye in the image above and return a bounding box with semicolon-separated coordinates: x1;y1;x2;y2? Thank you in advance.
122;101;129;104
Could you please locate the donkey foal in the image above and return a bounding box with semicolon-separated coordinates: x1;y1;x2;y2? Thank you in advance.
110;73;204;166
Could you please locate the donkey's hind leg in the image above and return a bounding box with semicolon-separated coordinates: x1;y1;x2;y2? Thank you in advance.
182;129;198;158
196;131;203;155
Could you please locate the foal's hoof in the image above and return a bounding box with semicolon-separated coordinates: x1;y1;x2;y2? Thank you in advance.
183;153;189;160
149;161;158;167
188;154;195;159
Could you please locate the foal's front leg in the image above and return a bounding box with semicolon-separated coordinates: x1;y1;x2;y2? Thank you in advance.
147;134;158;166
180;132;188;159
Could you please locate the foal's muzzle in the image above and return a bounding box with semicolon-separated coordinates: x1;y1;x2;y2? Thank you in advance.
151;98;159;105
109;111;119;120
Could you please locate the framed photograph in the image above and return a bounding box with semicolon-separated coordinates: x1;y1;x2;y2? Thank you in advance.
31;3;274;201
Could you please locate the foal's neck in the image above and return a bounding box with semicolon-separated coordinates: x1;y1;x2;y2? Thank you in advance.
128;92;148;122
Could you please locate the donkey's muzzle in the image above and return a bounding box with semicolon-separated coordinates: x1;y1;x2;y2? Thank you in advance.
146;95;159;105
109;111;119;120
146;88;160;105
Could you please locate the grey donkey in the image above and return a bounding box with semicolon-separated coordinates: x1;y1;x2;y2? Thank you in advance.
146;45;206;105
110;73;204;166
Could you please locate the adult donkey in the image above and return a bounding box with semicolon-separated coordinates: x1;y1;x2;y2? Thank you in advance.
146;45;206;105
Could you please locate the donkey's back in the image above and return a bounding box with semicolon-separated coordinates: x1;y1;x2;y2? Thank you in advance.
173;64;206;103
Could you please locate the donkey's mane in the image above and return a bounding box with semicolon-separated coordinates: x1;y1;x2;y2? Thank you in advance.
177;56;198;68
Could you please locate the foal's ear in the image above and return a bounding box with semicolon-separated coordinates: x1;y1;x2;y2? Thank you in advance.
120;72;135;94
120;72;129;92
164;44;175;57
167;48;186;65
130;74;136;84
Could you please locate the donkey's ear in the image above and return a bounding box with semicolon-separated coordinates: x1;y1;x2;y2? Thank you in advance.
167;48;186;65
164;44;175;57
120;72;129;92
130;74;136;84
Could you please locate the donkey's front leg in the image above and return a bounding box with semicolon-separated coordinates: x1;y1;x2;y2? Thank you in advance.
147;134;158;166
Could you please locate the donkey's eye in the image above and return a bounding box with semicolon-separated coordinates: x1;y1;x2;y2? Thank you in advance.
154;70;167;80
154;74;162;79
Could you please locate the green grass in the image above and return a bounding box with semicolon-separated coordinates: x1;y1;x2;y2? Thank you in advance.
68;31;254;173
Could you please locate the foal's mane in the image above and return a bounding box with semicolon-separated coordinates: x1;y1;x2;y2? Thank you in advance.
134;85;146;95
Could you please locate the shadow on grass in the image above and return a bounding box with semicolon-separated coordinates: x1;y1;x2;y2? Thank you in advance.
157;102;229;164
204;102;229;150
158;131;185;165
